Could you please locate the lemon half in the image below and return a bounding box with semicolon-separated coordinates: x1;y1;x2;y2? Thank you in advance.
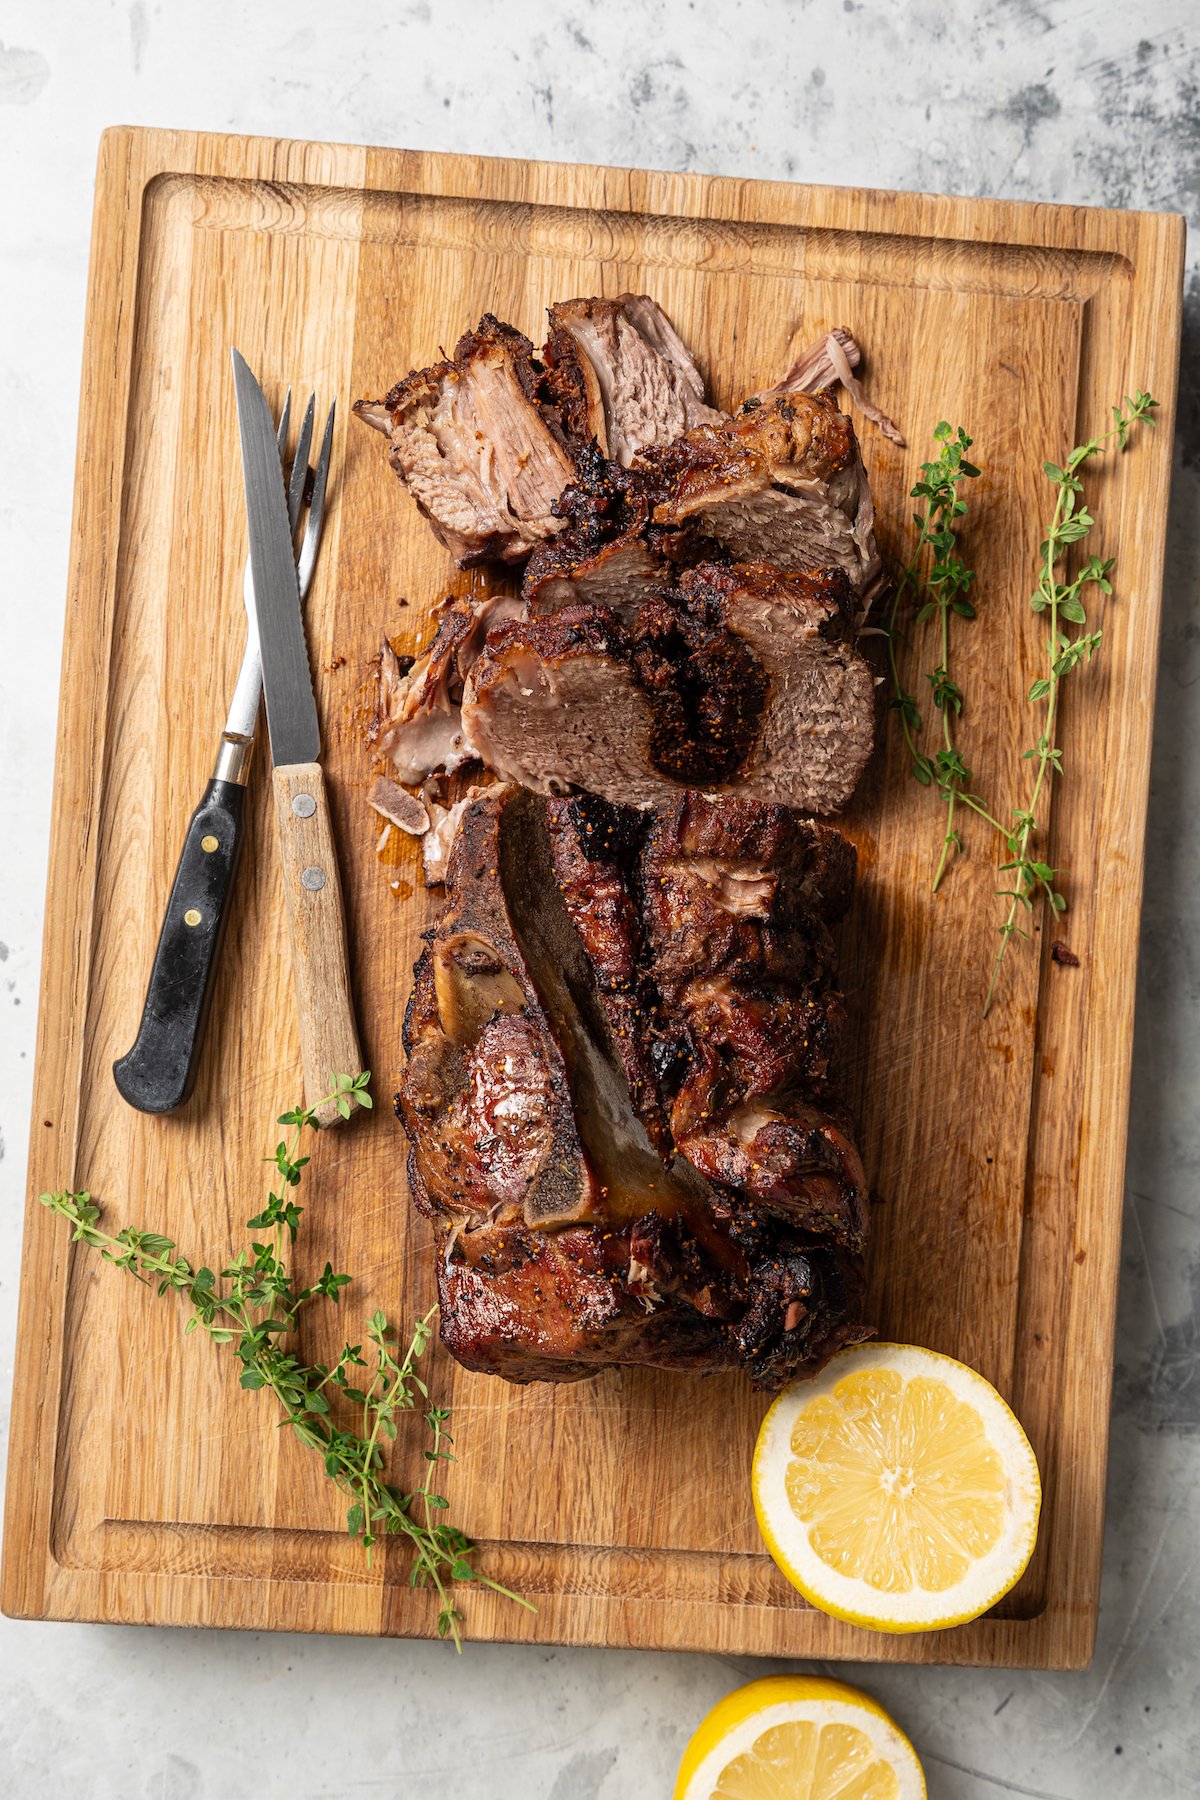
752;1343;1041;1633
675;1674;926;1800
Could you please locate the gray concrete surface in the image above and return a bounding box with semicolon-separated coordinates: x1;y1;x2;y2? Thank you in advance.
1;2;1197;1795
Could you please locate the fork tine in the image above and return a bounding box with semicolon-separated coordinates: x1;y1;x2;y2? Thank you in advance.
297;399;335;599
288;393;315;530
275;387;292;456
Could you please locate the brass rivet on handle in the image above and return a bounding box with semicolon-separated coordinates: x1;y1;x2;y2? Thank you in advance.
184;907;202;926
200;834;219;853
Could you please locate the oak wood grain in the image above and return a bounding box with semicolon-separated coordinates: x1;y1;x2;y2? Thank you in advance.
0;125;1183;1669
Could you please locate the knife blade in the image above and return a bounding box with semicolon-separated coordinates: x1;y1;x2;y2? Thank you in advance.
231;352;320;767
232;349;363;1127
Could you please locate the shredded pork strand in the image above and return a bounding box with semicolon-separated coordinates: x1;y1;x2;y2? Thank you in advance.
751;326;905;446
756;326;864;400
822;332;906;446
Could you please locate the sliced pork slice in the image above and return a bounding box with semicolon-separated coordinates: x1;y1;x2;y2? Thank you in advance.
354;316;575;566
462;563;876;815
541;293;723;465
368;775;429;836
521;441;669;621
685;561;875;806
462;606;656;799
523;385;883;623
373;627;468;786
521;440;726;622
642;392;883;609
523;525;665;619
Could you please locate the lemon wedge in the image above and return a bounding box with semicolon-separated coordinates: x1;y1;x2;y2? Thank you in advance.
752;1342;1041;1633
675;1674;925;1800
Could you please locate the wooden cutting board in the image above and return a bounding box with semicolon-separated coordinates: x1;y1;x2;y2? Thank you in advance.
1;127;1182;1669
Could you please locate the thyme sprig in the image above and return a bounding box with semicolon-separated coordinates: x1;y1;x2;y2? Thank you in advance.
886;422;982;889
981;391;1158;1012
39;1072;532;1649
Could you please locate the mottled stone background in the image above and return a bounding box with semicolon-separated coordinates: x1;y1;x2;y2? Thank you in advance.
0;3;1196;1796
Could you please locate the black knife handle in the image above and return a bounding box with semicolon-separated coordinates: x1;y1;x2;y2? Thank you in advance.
113;777;247;1113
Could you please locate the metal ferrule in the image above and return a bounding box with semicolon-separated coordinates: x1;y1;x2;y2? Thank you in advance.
213;733;254;785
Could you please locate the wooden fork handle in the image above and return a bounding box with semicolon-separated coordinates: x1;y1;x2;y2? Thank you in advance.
272;762;363;1127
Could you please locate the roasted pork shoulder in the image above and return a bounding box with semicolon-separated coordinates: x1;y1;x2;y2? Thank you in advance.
398;785;872;1387
372;296;889;1391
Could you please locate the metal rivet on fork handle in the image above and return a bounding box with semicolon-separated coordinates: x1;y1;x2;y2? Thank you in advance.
292;793;317;818
301;865;326;891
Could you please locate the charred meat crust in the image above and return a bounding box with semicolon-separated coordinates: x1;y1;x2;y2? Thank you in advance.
518;437;726;623
380;315;544;417
630;590;770;785
642;388;857;496
733;1240;873;1388
638;796;869;1250
521;441;663;619
429;1199;869;1384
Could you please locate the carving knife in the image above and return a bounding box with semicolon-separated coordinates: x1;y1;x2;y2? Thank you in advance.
231;349;362;1126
